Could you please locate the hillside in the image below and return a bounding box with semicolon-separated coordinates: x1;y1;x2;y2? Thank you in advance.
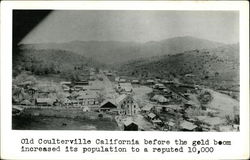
20;36;225;64
118;44;239;90
13;48;104;79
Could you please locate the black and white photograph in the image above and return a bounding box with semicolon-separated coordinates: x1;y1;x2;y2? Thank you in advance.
12;10;240;131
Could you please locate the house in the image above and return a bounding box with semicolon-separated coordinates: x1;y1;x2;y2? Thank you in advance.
123;120;139;131
184;101;199;108
146;79;155;85
12;106;24;115
185;74;195;77
118;83;133;93
141;104;154;113
62;85;70;92
74;80;89;86
62;98;72;106
152;119;163;126
131;80;139;84
99;100;118;113
27;87;38;95
60;81;71;86
166;121;175;130
115;77;120;82
82;106;90;112
164;105;182;112
35;98;56;106
163;88;172;94
151;95;168;104
106;72;113;76
147;112;157;121
115;94;139;116
154;83;165;89
76;91;99;105
179;120;197;131
162;80;174;84
18;81;33;88
119;79;126;83
20;99;32;106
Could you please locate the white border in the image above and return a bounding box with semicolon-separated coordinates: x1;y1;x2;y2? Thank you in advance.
1;1;249;160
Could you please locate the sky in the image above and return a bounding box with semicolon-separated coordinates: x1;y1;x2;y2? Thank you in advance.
20;10;239;44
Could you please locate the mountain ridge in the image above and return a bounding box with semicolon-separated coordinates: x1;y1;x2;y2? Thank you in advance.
19;36;227;64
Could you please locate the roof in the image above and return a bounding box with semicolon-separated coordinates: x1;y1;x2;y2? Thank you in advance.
77;92;98;99
168;121;175;126
152;95;168;103
62;98;71;104
185;101;199;107
119;79;126;82
18;81;33;86
115;94;128;104
165;105;181;110
147;79;154;82
13;106;24;111
196;116;226;126
148;112;156;118
36;98;56;103
122;117;138;126
185;74;195;77
180;121;197;130
141;104;154;111
119;83;133;92
132;79;139;83
155;83;164;87
115;77;120;81
100;100;117;108
60;81;71;85
21;99;32;105
152;119;162;123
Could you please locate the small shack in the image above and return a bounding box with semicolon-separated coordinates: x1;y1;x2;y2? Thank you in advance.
123;120;138;131
141;104;154;113
147;112;157;121
180;120;197;131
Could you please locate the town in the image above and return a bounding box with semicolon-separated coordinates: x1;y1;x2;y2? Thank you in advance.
12;66;239;131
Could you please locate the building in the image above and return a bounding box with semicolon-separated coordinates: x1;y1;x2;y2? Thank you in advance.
146;79;155;85
115;94;139;116
154;83;165;90
115;77;120;82
62;85;70;92
20;99;32;106
131;80;139;84
118;83;133;94
123;120;139;131
141;104;154;113
147;112;157;121
185;74;195;78
119;79;126;83
60;81;71;86
35;98;56;106
151;95;168;104
74;80;89;86
99;100;119;113
179;120;197;131
82;106;90;112
62;98;72;106
76;91;99;105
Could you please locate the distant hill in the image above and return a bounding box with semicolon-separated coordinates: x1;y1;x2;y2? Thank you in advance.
20;36;225;64
118;44;239;90
13;49;103;77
